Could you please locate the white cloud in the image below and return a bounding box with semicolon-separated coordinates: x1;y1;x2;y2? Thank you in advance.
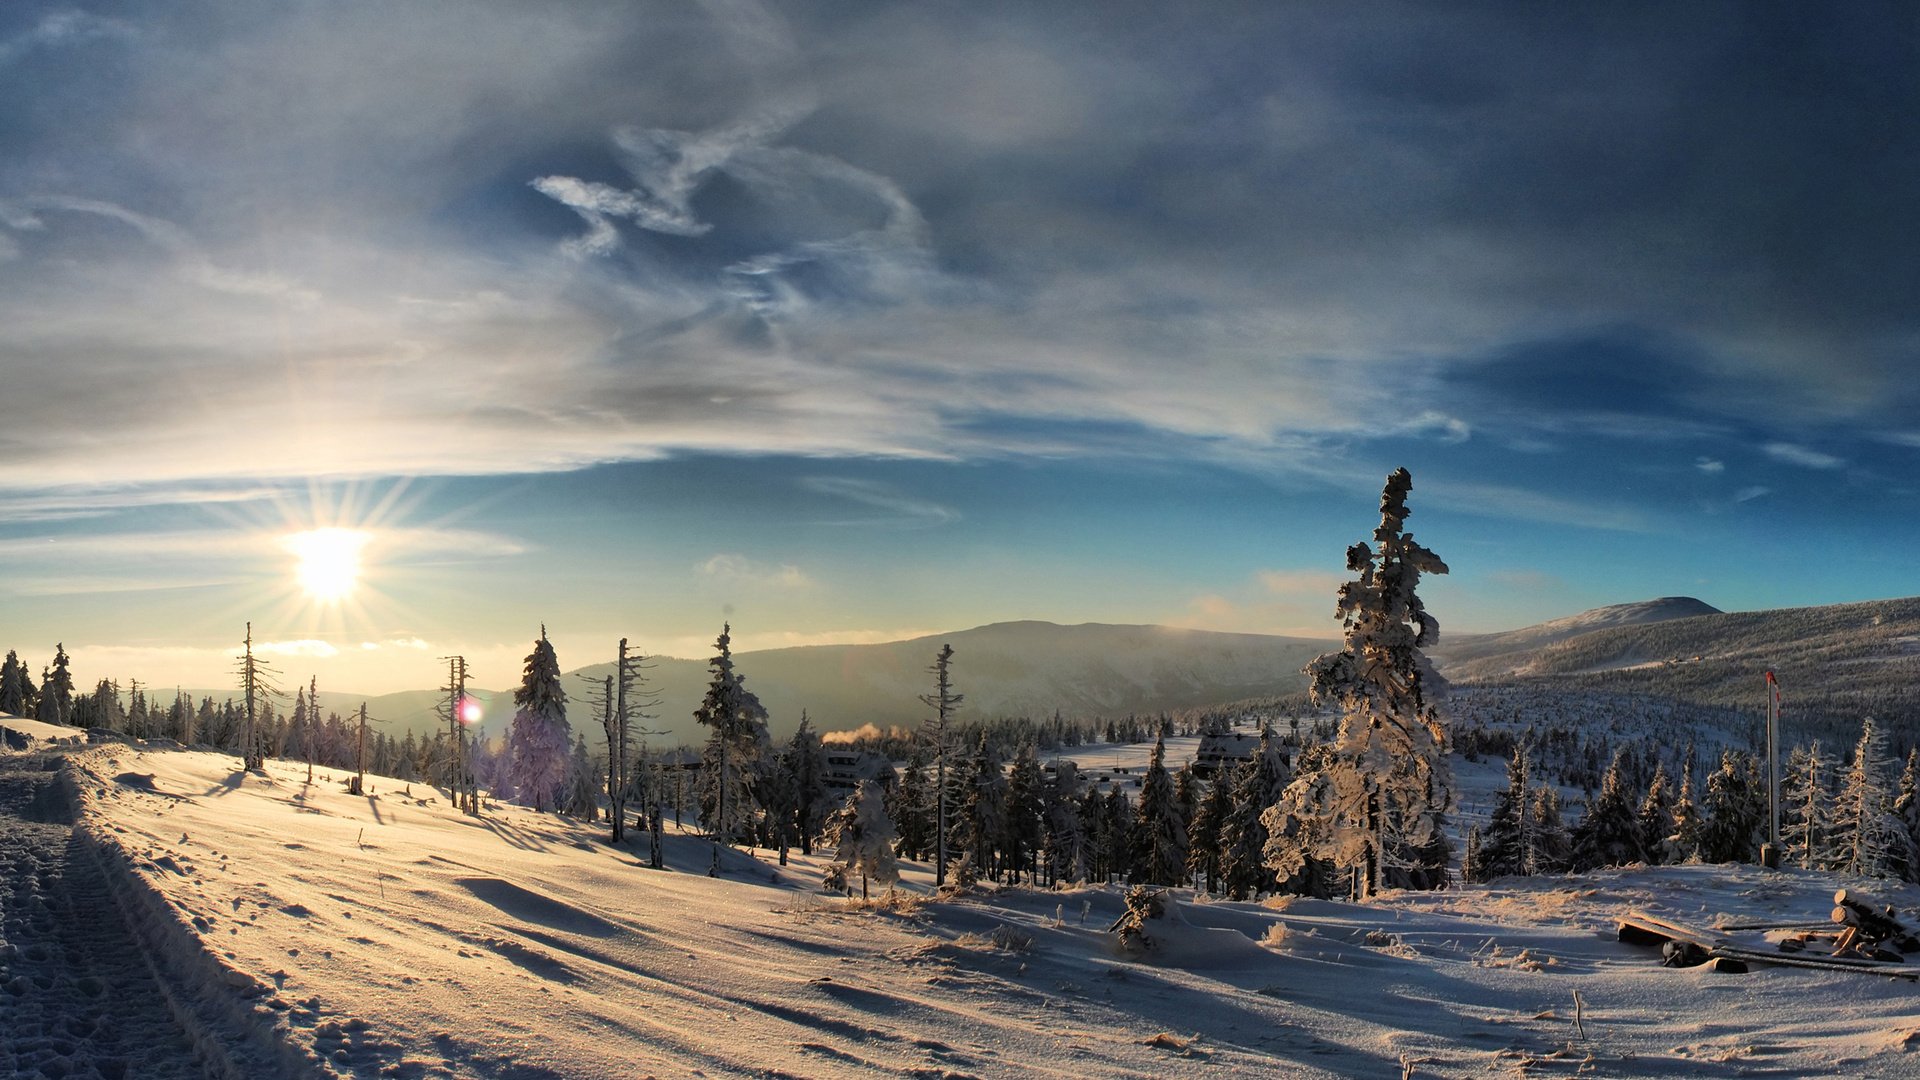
1735;485;1772;503
1694;457;1725;474
1762;442;1845;470
801;477;958;528
696;553;812;589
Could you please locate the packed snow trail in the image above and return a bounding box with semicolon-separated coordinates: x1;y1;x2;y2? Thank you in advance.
0;753;206;1079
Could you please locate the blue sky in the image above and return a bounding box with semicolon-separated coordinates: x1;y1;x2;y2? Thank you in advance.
1;2;1916;694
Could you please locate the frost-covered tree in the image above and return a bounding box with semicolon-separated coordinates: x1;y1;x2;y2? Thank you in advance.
1002;742;1046;884
694;624;770;868
785;714;831;855
1896;750;1920;883
952;734;1006;883
1187;767;1232;894
1568;749;1647;872
1833;717;1907;879
1529;786;1571;874
1476;744;1535;879
563;733;600;821
1131;737;1189;887
1269;468;1451;899
1662;755;1704;864
919;644;962;886
1697;750;1765;864
1637;762;1675;865
36;644;74;726
823;780;899;900
1217;727;1287;897
1780;743;1830;871
505;628;572;812
890;749;934;860
1041;760;1089;886
0;651;26;717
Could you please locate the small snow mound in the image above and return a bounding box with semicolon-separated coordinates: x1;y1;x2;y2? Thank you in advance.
1106;887;1271;969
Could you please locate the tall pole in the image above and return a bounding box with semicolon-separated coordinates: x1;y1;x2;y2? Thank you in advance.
1762;670;1781;869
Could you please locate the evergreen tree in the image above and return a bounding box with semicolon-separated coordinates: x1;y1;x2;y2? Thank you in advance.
786;714;831;855
1461;824;1487;884
1780;743;1831;871
1636;762;1675;865
823;780;899;901
919;644;962;886
1131;737;1189;886
1187;768;1232;894
1271;468;1451;899
953;734;1006;882
1100;786;1135;885
0;650;24;717
1834;716;1906;879
1697;750;1765;864
1662;760;1704;864
1568;748;1647;872
1896;749;1920;883
693;624;770;868
1477;743;1534;878
890;750;934;861
1529;785;1571;874
505;628;572;812
1221;729;1288;898
1001;742;1045;884
1040;760;1089;886
563;733;600;820
42;644;74;726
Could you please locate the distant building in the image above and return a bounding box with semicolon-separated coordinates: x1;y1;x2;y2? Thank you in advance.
1194;730;1261;779
822;746;893;801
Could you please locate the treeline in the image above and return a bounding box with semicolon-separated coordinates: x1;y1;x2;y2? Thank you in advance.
1465;714;1920;885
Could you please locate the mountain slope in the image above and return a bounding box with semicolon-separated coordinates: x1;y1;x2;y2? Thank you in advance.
564;621;1334;742
1431;597;1721;668
1439;595;1920;741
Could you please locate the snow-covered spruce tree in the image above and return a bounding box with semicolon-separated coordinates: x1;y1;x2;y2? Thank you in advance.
1267;468;1451;900
1041;759;1089;886
503;628;572;812
785;714;831;855
1896;750;1920;883
1215;727;1286;897
564;733;600;821
1636;762;1675;865
1002;742;1046;884
1833;716;1907;879
1477;743;1534;879
1697;750;1765;864
1661;763;1704;864
1131;736;1190;887
1568;748;1648;872
890;750;934;860
693;624;770;868
919;644;962;886
41;644;73;726
823;779;900;901
0;650;25;716
1187;765;1232;894
953;734;1007;883
1102;786;1136;884
1529;786;1571;874
1780;743;1830;871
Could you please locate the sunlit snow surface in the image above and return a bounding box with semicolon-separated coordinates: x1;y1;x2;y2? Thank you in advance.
28;740;1920;1078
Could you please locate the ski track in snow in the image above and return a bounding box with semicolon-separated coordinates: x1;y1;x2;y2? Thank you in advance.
0;754;205;1079
6;724;1920;1078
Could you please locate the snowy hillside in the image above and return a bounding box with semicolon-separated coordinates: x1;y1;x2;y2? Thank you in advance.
1432;597;1722;669
1438;595;1920;744
8;739;1920;1078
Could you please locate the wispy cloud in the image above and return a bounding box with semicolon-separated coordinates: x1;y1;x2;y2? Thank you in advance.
1694;457;1725;474
1762;442;1845;470
0;9;133;68
802;477;958;529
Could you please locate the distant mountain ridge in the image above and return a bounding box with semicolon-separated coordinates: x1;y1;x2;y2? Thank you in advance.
1436;595;1920;740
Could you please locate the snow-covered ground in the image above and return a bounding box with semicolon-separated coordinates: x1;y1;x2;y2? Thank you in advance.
0;740;1908;1078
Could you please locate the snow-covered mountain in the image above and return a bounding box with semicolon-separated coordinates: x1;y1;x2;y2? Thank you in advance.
1437;595;1920;742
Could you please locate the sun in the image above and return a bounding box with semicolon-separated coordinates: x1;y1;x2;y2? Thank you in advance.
286;528;371;604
